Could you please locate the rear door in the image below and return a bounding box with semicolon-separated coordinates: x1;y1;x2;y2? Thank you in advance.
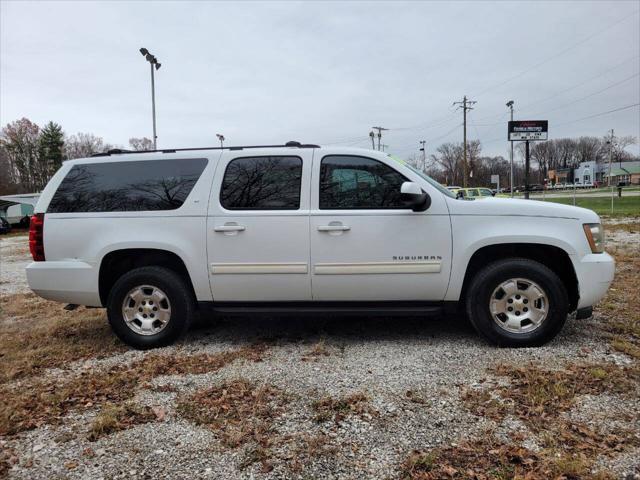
207;150;312;301
309;152;452;301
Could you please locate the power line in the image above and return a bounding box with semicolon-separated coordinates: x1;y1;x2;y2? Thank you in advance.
529;72;639;117
517;53;640;112
556;103;640;126
471;53;640;124
472;9;640;99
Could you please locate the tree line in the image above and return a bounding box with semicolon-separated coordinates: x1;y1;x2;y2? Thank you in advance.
0;117;153;194
1;116;637;195
407;134;637;188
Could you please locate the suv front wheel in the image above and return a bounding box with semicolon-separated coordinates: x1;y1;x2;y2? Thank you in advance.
107;266;195;349
466;258;569;347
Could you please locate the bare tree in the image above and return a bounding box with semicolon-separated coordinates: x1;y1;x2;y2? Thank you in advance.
0;118;41;191
64;133;112;159
129;137;154;151
431;142;461;186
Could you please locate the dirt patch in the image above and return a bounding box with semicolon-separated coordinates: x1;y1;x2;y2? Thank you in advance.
463;362;638;424
0;234;30;295
0;344;267;436
0;293;125;383
177;379;289;471
457;362;639;478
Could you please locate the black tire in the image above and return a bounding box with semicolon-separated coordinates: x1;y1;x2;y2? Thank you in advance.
107;266;195;349
465;258;569;347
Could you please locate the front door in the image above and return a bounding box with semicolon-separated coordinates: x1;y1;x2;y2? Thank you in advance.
309;153;452;301
207;151;313;301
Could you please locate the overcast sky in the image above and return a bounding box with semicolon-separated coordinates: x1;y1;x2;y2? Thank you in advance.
1;0;639;159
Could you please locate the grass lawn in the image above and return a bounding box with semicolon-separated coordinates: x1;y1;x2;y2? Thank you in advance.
535;195;639;217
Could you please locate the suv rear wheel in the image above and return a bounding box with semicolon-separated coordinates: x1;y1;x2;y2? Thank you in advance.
107;266;195;349
466;258;569;347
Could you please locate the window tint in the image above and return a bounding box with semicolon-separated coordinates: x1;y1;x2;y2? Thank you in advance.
220;156;302;210
319;155;408;209
48;158;207;213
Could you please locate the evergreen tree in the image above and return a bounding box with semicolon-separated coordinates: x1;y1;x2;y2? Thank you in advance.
38;121;64;184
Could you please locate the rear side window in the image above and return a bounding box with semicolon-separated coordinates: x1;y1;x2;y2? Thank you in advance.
47;158;207;213
319;155;408;209
220;156;302;210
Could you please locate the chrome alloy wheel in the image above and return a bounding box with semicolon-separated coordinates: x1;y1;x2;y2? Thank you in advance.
489;278;548;334
121;285;171;336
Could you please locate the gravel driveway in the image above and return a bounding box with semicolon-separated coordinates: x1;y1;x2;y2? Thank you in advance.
1;221;639;479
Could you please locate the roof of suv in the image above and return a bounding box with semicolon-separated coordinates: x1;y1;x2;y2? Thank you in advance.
90;141;320;158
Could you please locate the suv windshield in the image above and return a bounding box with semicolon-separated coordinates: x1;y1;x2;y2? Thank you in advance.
388;155;456;198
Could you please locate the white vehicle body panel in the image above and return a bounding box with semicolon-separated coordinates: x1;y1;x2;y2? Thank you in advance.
26;146;614;315
206;148;313;301
308;148;452;301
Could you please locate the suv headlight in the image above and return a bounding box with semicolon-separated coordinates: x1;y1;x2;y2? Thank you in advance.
583;223;604;253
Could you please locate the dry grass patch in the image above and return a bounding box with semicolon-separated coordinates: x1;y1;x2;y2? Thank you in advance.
0;293;125;382
463;362;638;430
0;344;267;436
456;362;639;479
605;221;640;234
177;380;342;473
400;438;614;480
301;339;332;362
177;379;289;471
597;251;640;346
312;392;377;423
87;403;157;441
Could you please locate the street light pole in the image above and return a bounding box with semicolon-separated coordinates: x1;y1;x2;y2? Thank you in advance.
140;48;161;150
216;134;225;148
150;63;157;150
419;140;426;171
506;100;514;198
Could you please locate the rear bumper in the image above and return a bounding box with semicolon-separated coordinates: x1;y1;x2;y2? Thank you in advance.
26;261;102;307
575;252;615;309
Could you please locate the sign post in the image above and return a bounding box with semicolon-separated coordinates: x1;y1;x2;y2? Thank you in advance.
508;121;548;200
491;174;500;192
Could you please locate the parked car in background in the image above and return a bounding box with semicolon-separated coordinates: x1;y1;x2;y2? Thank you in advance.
0;216;12;234
27;144;614;349
456;187;498;199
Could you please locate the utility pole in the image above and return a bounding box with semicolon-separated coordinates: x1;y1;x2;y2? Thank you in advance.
506;100;515;197
380;144;388;153
369;131;376;150
372;126;388;151
453;96;476;187
419;140;426;171
524;140;531;199
608;129;614;214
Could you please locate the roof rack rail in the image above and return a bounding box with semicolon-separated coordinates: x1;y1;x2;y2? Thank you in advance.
90;141;320;157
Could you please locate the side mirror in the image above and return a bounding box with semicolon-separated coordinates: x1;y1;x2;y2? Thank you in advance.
401;182;430;212
456;190;464;199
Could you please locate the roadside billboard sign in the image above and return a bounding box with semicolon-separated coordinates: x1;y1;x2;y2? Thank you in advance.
508;120;548;141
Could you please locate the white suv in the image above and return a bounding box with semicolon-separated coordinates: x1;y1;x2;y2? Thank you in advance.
26;143;614;349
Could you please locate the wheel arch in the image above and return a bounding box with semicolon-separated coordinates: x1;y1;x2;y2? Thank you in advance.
98;248;196;306
459;243;579;312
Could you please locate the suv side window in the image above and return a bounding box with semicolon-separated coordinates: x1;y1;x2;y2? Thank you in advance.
220;156;302;210
47;158;208;213
319;155;408;209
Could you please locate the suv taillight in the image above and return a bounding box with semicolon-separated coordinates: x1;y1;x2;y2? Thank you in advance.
29;213;45;261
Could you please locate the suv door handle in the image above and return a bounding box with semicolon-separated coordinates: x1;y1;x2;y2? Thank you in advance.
214;225;246;232
317;225;350;232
